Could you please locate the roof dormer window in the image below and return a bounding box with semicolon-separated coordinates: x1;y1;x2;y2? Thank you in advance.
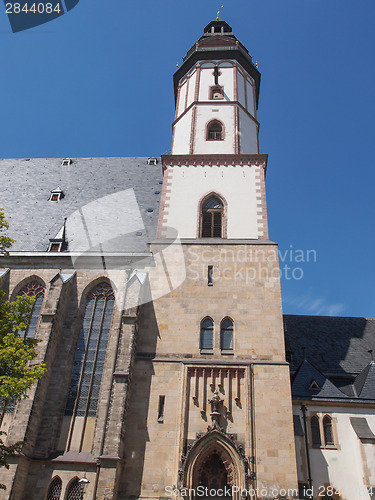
48;219;66;252
48;242;62;252
49;188;64;202
147;157;158;165
61;158;72;166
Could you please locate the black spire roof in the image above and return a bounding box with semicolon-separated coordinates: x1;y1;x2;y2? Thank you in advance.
173;20;261;108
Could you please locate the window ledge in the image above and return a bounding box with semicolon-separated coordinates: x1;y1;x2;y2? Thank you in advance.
312;444;337;450
221;349;234;355
200;349;214;355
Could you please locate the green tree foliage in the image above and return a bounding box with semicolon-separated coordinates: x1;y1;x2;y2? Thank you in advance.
0;210;15;256
0;210;46;488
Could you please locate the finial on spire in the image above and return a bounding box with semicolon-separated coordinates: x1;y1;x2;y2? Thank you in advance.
216;4;223;21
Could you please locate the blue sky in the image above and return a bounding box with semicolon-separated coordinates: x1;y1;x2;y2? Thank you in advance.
1;0;374;317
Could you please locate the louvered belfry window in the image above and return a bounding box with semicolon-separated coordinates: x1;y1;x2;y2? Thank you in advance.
65;283;115;417
66;478;81;500
201;196;223;238
220;318;234;350
207;121;223;140
201;318;214;350
46;477;62;500
19;280;45;339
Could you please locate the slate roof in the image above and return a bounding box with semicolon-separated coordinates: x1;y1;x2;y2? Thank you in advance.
353;361;375;399
284;315;375;376
0;157;162;253
291;359;349;400
285;315;375;402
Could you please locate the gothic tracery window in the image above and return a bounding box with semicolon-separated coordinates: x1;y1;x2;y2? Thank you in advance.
46;476;62;500
66;478;81;500
201;196;224;238
18;280;45;339
65;282;115;418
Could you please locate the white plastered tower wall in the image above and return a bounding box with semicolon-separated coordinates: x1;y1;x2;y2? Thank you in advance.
164;21;267;241
172;61;259;155
158;157;268;239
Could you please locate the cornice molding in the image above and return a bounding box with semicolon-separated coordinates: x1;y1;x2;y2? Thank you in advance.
162;154;267;170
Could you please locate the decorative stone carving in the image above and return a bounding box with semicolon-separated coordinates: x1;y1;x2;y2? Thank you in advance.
208;390;223;429
178;426;255;489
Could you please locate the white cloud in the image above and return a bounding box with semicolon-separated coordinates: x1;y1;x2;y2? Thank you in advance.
284;292;345;316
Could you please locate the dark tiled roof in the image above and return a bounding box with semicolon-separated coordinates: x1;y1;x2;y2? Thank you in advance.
0;157;162;253
284;315;375;376
292;359;349;400
354;361;375;399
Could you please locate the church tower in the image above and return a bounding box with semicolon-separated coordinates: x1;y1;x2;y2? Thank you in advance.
121;19;298;500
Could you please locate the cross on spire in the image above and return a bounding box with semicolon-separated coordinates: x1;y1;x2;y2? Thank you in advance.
216;4;223;21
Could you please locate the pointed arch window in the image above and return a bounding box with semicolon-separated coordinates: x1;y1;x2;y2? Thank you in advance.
18;280;45;339
310;416;321;446
65;283;115;418
200;318;214;350
323;416;334;446
66;478;81;500
220;318;234;351
207;120;223;141
46;477;62;500
201;196;223;238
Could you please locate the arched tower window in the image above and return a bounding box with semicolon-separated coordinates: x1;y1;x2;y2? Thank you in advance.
220;318;234;351
18;280;45;339
201;196;224;238
310;416;321;446
66;478;81;500
46;476;62;500
65;283;115;418
323;416;334;445
207;120;224;141
200;318;214;350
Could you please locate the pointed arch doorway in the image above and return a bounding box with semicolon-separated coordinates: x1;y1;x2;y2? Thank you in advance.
193;448;232;500
180;429;249;500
